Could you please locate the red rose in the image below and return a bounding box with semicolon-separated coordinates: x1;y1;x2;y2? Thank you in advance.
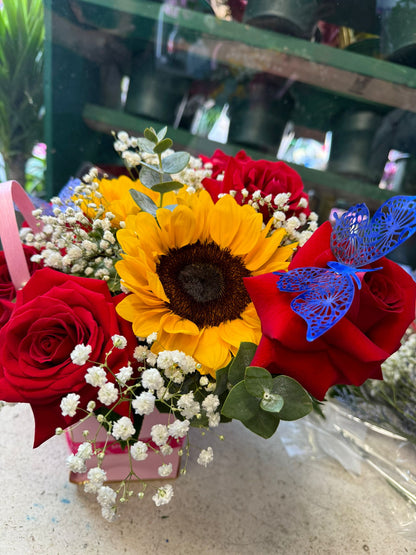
200;149;250;178
245;222;416;400
0;268;137;446
201;150;310;222
0;298;13;328
0;246;42;300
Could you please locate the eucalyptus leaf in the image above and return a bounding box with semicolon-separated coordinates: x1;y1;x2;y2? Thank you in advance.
139;160;161;172
228;342;257;386
154;138;173;154
260;393;284;413
162;151;191;174
144;127;158;143
139;165;165;189
151;181;184;194
162;204;178;212
271;375;313;421
157;126;168;141
221;381;259;422
129;189;158;217
242;409;280;439
214;364;230;397
137;137;156;154
244;366;273;398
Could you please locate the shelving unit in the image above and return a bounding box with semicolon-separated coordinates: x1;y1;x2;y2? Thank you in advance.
43;0;416;213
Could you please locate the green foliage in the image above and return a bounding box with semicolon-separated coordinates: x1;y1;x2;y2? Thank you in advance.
129;127;190;214
0;0;44;184
129;189;158;216
220;343;313;439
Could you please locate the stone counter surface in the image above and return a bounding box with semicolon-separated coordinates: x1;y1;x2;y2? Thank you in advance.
0;404;415;554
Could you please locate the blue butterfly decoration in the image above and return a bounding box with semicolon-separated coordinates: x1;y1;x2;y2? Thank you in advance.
275;196;416;341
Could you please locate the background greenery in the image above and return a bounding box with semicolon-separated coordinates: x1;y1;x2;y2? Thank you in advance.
0;0;44;190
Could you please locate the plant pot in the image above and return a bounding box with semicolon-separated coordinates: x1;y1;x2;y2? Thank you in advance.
228;75;294;152
125;57;191;124
328;110;385;183
243;0;321;38
378;1;416;67
66;410;183;483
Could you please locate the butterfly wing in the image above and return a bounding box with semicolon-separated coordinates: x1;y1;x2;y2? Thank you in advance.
331;196;416;267
330;203;370;266
360;195;416;264
277;267;354;341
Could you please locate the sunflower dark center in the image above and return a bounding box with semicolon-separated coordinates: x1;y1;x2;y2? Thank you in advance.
178;263;224;302
156;241;252;328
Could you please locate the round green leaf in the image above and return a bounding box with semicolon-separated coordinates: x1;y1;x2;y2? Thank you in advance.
162;151;190;174
157;126;168;141
144;127;158;143
221;381;259;422
260;393;284;413
154;138;173;154
244;366;273;398
151;181;184;194
129;189;157;217
271;375;313;421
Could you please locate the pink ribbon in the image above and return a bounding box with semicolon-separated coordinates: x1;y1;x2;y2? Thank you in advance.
0;180;43;291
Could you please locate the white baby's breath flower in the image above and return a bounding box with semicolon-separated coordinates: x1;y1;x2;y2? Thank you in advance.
130;441;148;461
205;382;216;393
116;366;133;385
70;344;92;365
152;484;174;506
112;417;136;441
177;392;200;419
199;376;209;386
76;442;93;460
158;463;173;477
167;419;190;439
60;393;80;417
97;485;117;508
84;467;107;494
208;413;221;428
133;345;149;362
274;192;291;208
197;446;214;467
151;424;169;447
132;391;155;415
87;400;96;412
111;334;127;349
141;368;164;391
202;394;220;415
85;366;107;387
101;506;117;522
146;352;158;366
160;444;173;456
146;332;158;345
66;454;87;473
97;383;118;406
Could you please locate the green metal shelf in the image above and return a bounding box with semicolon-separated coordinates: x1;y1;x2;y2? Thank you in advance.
78;0;416;113
83;103;395;211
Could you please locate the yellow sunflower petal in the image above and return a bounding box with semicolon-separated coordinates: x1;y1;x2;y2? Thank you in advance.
193;327;231;371
159;312;199;335
116;295;168;337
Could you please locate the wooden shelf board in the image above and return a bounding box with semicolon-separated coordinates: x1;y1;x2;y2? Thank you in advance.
78;0;416;112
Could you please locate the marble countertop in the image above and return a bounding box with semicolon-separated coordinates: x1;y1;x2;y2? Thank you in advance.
0;403;415;554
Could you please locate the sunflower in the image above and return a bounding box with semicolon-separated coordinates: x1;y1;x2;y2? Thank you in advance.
115;190;296;376
73;175;177;228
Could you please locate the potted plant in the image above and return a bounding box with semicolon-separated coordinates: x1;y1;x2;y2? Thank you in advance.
0;0;44;186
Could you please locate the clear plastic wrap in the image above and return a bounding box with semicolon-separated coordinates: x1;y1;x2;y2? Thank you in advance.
279;401;416;540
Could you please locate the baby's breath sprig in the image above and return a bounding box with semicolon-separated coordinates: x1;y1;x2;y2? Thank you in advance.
61;336;220;521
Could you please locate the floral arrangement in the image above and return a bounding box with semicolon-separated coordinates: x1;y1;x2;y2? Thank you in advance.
0;126;415;521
